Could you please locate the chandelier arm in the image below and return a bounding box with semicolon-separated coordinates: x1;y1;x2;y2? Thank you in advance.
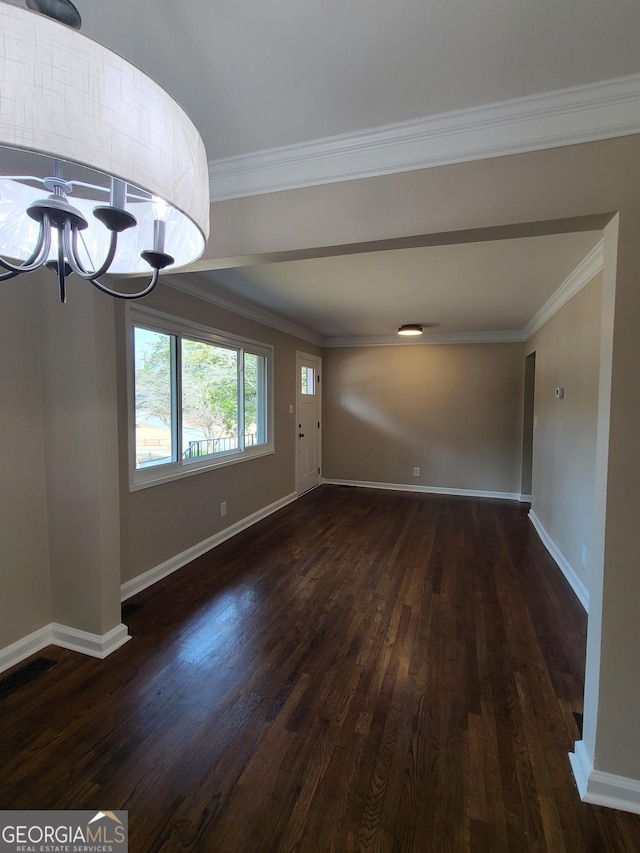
62;220;119;280
0;213;53;274
0;270;21;282
88;269;160;300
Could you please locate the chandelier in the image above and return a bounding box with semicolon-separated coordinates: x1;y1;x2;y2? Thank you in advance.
0;1;210;302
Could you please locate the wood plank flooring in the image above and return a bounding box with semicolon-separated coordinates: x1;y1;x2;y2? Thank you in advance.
2;485;640;851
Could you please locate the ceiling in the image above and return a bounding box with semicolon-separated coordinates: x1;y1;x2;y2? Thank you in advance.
6;0;640;341
203;231;603;342
29;0;640;160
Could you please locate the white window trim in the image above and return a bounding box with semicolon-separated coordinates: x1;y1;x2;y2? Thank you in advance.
126;304;274;491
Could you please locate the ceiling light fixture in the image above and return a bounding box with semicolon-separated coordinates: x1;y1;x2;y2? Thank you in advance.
397;324;423;336
0;1;210;303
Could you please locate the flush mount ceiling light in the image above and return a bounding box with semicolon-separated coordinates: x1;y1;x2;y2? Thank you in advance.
397;324;424;336
0;1;210;302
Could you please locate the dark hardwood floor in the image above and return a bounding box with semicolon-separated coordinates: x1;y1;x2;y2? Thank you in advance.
2;485;640;851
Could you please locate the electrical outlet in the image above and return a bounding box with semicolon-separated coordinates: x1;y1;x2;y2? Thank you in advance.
413;467;420;477
220;501;227;517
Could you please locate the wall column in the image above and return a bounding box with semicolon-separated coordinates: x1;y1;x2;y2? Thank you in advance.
38;274;128;657
572;212;640;813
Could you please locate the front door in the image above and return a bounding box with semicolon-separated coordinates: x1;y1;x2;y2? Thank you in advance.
296;353;321;495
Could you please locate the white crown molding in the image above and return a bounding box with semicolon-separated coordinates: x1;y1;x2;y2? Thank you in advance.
209;73;640;201
524;240;604;339
121;492;298;601
570;740;640;816
322;330;525;348
528;510;589;611
164;275;322;345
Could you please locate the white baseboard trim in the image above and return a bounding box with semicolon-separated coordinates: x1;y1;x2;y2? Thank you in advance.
0;625;53;675
519;493;532;503
528;510;589;611
570;740;640;816
121;491;298;601
50;622;130;659
569;739;592;798
323;478;521;501
0;622;131;674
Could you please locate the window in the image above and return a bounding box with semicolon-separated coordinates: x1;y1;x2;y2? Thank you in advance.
128;306;273;489
300;365;315;395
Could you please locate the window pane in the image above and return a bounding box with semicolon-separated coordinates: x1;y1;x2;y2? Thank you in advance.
181;339;239;459
134;328;175;469
301;366;315;395
130;308;275;489
244;352;266;447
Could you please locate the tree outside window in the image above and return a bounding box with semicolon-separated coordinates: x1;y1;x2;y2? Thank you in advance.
133;322;269;475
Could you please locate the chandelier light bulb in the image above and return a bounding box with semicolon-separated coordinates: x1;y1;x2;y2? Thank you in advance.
151;196;170;223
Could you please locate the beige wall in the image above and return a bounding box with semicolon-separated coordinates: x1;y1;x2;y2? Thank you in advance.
39;279;122;636
115;281;320;584
527;273;603;595
0;279;51;649
0;271;124;648
323;342;524;494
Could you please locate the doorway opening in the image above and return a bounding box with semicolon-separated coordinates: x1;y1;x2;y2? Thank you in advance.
521;351;536;501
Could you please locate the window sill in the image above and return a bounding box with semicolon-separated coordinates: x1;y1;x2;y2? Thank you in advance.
129;445;275;492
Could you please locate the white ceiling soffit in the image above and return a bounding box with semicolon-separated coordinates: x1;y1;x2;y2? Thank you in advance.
209;73;640;201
